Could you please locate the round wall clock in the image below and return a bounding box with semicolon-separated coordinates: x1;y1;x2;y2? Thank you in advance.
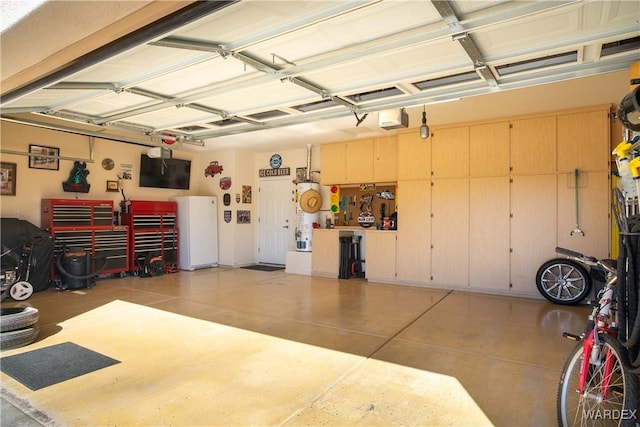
269;154;282;169
101;158;115;170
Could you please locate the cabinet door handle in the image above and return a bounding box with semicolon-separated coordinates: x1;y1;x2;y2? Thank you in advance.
283;225;289;229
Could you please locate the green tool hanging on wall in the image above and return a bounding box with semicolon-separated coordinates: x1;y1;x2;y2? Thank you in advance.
570;168;585;236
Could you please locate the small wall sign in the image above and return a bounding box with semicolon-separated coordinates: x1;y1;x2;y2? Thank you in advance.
237;210;251;224
259;167;290;177
242;185;252;203
62;161;90;193
220;176;231;190
269;154;282;168
205;161;223;177
259;153;290;177
106;180;119;192
0;162;17;196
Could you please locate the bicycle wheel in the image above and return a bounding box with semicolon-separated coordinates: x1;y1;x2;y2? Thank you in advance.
557;333;639;426
536;258;592;305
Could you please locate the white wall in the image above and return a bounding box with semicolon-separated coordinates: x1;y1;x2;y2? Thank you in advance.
253;145;326;254
192;149;235;266
0;121;347;268
0;121;196;224
0;121;265;267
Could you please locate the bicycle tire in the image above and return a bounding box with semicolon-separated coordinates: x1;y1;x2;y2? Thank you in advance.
557;333;639;426
536;258;592;305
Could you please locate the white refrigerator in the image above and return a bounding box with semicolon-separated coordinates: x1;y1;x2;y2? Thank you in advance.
173;196;218;270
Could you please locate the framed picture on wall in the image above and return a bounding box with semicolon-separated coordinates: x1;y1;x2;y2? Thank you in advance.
0;162;17;196
106;180;119;192
237;210;251;224
29;144;60;170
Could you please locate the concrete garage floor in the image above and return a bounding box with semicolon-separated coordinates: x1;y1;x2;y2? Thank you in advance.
1;267;589;426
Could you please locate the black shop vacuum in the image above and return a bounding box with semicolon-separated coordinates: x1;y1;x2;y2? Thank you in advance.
55;246;108;290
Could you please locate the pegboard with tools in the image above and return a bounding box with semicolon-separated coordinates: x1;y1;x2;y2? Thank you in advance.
335;185;396;228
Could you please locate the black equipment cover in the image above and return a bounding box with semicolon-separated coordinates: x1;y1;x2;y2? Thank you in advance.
1;218;54;292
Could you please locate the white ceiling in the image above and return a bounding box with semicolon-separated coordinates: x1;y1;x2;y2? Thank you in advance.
1;0;638;152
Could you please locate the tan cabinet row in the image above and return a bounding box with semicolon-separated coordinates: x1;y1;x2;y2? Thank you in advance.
315;106;612;297
322;109;610;185
393;172;610;295
311;228;396;282
320;137;397;185
397;108;611;180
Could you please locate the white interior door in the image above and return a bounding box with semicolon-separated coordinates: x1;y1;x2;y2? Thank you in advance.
258;178;290;265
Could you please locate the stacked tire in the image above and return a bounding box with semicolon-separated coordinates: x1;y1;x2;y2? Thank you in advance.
0;307;39;350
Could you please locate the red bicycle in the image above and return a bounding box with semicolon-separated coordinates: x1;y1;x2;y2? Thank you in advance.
556;248;638;426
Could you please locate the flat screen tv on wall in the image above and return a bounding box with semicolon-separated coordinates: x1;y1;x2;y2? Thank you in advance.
139;154;191;190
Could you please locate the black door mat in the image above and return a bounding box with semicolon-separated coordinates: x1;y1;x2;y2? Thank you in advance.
1;341;120;390
241;265;284;272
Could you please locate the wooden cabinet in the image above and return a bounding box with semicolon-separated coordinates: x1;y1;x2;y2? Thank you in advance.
397;132;431;180
556;171;610;259
345;139;374;183
373;136;398;182
510;174;557;294
469;177;510;290
431;178;469;286
510;116;556;174
557;110;610;173
432;126;469;178
312;229;397;280
396;180;430;284
320;139;377;184
470;121;510;177
320;143;346;185
365;231;396;282
311;229;341;277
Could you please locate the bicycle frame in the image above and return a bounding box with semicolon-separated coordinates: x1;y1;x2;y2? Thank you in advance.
576;274;618;399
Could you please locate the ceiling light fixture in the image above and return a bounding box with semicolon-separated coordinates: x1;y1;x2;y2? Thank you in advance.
420;105;429;139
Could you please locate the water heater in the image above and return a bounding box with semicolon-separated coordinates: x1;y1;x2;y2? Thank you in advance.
296;182;320;252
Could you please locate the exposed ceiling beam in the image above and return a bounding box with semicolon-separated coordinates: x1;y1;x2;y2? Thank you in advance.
32;0;581;126
431;1;498;87
149;37;226;54
2;0;632;148
188;55;633;140
0;1;238;105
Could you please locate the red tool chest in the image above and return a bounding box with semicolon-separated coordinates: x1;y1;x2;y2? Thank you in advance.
120;200;179;274
41;199;130;279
